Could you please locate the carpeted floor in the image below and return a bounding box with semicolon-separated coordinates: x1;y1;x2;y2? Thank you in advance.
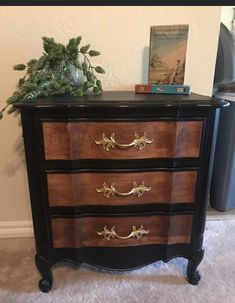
0;219;235;303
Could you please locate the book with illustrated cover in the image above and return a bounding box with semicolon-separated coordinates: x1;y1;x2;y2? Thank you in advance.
148;24;189;85
135;84;191;95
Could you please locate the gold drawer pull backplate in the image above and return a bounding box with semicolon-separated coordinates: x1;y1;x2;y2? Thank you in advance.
95;132;153;151
96;181;151;198
97;225;150;240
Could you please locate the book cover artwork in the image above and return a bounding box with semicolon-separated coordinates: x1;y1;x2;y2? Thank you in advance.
148;24;189;85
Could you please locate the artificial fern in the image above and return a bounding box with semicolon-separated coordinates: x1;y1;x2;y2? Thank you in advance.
0;36;105;119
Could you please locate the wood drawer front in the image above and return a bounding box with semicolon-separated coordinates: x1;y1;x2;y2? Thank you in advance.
47;171;197;207
51;214;193;248
43;121;202;160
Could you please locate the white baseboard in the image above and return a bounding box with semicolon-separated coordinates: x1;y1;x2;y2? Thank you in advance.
0;220;33;238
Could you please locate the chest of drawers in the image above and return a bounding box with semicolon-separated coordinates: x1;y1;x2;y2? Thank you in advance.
15;91;228;292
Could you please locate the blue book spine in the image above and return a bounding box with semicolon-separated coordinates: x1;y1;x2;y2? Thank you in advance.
151;85;190;95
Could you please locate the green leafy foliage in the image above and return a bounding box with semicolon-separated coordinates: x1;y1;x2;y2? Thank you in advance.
7;107;16;114
13;64;26;71
0;36;105;119
88;50;100;56
95;66;105;74
80;44;90;54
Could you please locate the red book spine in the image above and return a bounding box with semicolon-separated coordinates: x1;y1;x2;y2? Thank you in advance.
135;84;152;93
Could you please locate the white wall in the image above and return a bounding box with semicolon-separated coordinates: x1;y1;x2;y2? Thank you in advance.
221;6;234;31
0;6;222;236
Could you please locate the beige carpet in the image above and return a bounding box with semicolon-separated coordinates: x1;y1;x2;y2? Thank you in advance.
0;219;235;303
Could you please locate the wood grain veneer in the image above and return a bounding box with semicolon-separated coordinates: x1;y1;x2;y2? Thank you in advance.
43;121;203;160
51;214;193;248
47;171;197;206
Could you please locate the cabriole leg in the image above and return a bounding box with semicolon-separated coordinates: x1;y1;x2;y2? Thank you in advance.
35;254;53;293
187;248;204;285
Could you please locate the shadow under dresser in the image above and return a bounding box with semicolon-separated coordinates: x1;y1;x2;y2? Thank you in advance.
14;91;229;292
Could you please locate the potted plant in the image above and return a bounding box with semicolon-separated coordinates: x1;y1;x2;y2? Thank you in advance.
0;36;105;119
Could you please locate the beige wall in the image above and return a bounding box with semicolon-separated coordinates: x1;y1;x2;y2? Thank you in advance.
0;6;222;224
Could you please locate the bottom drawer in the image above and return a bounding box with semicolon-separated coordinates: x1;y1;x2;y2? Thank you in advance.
51;214;193;248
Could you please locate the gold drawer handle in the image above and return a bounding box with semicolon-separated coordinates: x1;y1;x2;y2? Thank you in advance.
97;225;150;240
96;181;151;198
95;132;153;151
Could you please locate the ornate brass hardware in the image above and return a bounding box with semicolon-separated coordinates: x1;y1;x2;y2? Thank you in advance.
95;132;153;151
97;225;150;240
96;181;151;198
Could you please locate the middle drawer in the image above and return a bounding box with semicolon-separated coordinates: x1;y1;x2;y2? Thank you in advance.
47;170;197;207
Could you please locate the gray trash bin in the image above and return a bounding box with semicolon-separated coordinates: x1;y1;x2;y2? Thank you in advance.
210;94;235;211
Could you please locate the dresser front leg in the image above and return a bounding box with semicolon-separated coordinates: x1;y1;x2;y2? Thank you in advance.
35;254;53;293
187;248;204;285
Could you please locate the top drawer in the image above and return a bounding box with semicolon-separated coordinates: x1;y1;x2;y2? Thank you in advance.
42;120;202;160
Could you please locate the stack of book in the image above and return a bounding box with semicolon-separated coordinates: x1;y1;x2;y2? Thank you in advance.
135;84;191;95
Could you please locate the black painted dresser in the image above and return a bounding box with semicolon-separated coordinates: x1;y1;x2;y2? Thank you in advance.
14;91;228;292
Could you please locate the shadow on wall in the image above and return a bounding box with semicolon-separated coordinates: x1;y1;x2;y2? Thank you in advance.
141;47;149;84
1;112;26;177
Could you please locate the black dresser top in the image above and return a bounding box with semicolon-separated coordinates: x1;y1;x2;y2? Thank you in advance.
14;91;229;109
